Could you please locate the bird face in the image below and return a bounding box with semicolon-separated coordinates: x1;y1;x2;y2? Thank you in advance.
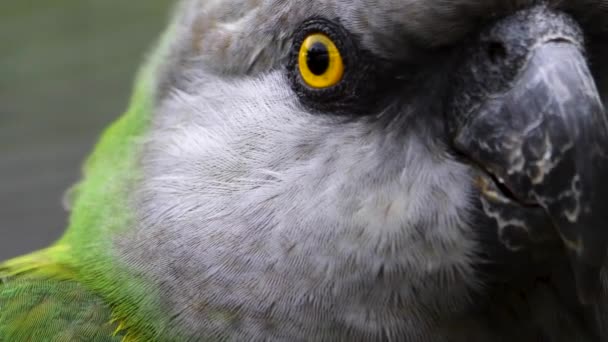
128;0;608;338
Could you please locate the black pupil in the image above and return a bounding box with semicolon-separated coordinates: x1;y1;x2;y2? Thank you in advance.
306;41;330;76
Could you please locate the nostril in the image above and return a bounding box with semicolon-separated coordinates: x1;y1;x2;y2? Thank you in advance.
486;41;508;64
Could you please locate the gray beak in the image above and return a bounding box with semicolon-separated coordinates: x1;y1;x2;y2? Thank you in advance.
448;8;608;304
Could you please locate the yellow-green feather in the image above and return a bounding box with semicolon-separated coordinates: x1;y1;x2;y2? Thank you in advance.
0;247;122;341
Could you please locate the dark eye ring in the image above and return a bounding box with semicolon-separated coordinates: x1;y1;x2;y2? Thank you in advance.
287;18;392;116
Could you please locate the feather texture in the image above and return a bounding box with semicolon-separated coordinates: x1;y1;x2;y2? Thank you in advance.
0;247;122;342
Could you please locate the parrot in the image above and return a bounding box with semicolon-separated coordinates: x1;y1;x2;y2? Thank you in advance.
2;0;608;340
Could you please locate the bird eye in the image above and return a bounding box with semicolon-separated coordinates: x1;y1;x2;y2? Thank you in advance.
288;18;391;115
298;33;344;89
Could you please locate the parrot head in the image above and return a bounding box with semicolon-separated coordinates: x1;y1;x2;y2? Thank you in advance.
58;0;608;339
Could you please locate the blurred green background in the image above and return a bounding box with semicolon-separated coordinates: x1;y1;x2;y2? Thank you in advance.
0;1;173;260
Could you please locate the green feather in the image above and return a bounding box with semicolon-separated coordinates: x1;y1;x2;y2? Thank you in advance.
1;12;182;342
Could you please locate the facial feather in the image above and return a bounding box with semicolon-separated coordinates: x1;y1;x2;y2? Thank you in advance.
123;61;481;339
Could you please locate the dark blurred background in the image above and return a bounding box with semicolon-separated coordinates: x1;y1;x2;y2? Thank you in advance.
0;1;173;260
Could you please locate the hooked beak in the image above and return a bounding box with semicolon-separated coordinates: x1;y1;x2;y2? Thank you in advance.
448;8;608;304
